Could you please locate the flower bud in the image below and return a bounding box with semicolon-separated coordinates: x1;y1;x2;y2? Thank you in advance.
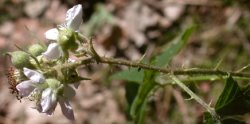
58;28;78;52
8;51;33;69
28;44;45;56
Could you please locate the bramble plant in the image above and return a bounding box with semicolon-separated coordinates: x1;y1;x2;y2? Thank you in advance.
5;4;250;124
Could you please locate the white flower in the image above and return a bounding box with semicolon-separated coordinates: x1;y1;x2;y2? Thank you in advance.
16;68;45;97
23;68;45;83
42;43;62;60
40;88;58;115
65;4;83;31
45;4;82;41
38;85;75;120
59;85;75;120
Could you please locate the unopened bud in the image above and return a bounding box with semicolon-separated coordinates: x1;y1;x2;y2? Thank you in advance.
8;51;33;69
28;44;45;56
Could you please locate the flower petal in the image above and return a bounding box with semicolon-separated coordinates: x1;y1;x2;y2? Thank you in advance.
23;68;45;83
42;43;62;60
44;28;59;41
40;88;57;114
59;98;75;120
65;4;82;31
16;80;35;97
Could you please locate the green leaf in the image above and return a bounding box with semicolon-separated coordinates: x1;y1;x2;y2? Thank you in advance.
221;118;245;124
110;68;144;83
215;75;241;111
204;112;217;124
209;75;250;123
204;112;245;124
154;25;195;67
129;25;195;123
130;70;156;124
125;82;140;107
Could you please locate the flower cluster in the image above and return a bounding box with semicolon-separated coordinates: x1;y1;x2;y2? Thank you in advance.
7;4;88;120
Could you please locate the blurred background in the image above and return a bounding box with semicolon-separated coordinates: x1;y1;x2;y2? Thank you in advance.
0;0;250;124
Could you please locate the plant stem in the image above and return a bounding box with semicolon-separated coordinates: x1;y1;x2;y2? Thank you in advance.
45;56;250;79
44;57;93;75
156;75;250;86
170;75;221;123
99;57;250;78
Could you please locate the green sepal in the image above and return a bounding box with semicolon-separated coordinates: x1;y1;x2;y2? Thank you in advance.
58;28;78;52
62;67;91;84
46;78;61;89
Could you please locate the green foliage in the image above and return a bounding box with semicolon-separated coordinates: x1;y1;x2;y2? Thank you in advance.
215;76;241;114
154;25;195;67
130;70;156;124
204;75;250;123
131;25;195;124
111;25;195;123
110;68;144;83
204;112;217;124
125;82;140;107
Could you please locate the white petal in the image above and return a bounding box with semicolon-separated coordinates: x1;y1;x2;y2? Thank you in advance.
41;89;52;112
16;80;35;97
63;85;76;98
42;43;62;60
44;102;57;115
65;4;83;31
44;28;59;41
59;98;75;120
41;88;57;113
23;68;45;83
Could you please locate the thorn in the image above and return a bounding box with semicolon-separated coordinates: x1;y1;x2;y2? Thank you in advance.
89;37;101;62
138;53;146;63
79;77;91;80
236;64;250;72
14;44;23;51
184;96;194;101
208;99;213;106
214;55;225;70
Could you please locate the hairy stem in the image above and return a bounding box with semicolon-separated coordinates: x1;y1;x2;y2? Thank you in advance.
45;56;250;80
99;57;250;78
170;75;221;123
